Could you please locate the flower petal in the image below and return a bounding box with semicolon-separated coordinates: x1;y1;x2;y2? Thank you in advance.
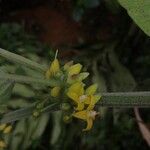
68;64;82;76
87;104;95;110
77;72;89;81
87;95;101;110
67;92;78;103
67;72;89;84
75;103;84;111
83;96;91;104
94;95;101;103
85;84;98;95
68;82;84;96
72;110;87;120
83;118;93;131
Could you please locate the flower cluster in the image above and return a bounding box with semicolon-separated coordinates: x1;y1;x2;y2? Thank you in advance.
45;53;101;131
67;82;100;131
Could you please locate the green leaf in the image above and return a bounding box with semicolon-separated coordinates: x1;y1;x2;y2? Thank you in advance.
0;48;47;72
7;98;30;108
51;112;62;145
118;0;150;36
0;80;14;104
0;73;60;87
0;104;35;123
13;84;35;98
0;103;59;124
9;114;49;150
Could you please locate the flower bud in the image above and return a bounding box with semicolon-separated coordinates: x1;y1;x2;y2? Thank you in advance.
49;59;60;76
63;115;72;123
61;103;71;111
68;64;82;76
46;59;60;79
85;84;98;95
36;103;44;109
33;111;40;117
50;86;61;97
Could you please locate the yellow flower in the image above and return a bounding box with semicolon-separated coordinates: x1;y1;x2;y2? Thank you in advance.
67;82;87;110
3;125;12;134
0;124;6;131
46;58;61;97
63;62;89;84
50;86;61;97
46;58;60;79
0;140;6;148
67;83;101;111
73;110;98;131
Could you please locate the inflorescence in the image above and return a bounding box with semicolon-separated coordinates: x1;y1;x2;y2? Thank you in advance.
45;52;101;131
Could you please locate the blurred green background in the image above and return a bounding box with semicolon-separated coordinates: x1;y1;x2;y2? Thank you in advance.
0;0;150;150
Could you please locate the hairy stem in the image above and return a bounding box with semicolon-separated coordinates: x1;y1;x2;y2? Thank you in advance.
99;91;150;107
0;48;47;72
0;73;60;87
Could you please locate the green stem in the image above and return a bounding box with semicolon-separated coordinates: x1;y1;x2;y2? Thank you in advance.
99;91;150;107
0;48;47;72
1;92;150;124
0;73;60;87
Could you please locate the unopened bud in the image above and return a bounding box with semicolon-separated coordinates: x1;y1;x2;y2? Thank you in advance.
63;115;72;123
68;64;82;76
33;111;40;117
36;103;44;109
50;86;61;97
61;103;71;111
